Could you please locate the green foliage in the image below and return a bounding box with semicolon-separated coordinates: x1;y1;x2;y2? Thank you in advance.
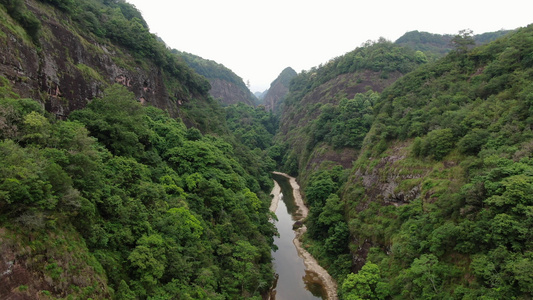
40;0;74;12
309;90;378;150
287;39;424;102
338;24;533;300
70;85;148;158
302;167;351;279
225;102;278;150
341;262;389;300
451;29;476;54
0;0;41;43
0;84;276;299
224;102;277;190
416;128;455;160
457;128;489;155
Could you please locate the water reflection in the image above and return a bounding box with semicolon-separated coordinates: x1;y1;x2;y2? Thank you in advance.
271;174;324;300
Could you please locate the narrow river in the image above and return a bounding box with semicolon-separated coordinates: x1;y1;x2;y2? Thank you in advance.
269;173;327;300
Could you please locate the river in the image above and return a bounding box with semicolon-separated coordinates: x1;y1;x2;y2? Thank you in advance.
269;172;338;300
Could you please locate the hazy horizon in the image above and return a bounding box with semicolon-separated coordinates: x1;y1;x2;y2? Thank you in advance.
126;0;531;92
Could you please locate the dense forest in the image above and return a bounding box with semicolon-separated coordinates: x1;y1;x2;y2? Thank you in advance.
276;24;533;299
0;0;277;299
0;80;278;299
340;25;533;299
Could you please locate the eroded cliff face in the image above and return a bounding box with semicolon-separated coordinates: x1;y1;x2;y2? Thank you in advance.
263;67;296;112
0;1;189;117
208;78;255;106
280;70;401;138
278;70;403;181
263;79;288;112
342;138;464;272
0;227;111;299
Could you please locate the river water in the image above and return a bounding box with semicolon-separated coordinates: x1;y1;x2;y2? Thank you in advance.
270;174;325;300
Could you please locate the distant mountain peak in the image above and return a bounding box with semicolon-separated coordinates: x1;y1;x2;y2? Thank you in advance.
263;67;297;112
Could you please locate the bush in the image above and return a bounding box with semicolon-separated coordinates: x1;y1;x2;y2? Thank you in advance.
420;128;455;160
458;128;489;155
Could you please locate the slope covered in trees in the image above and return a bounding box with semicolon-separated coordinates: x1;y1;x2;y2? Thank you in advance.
0;82;276;299
177;51;256;106
277;39;426;179
275;24;533;299
339;24;533;299
0;0;277;298
395;29;512;61
2;0;533;298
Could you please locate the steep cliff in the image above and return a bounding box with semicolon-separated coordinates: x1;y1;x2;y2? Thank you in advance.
0;1;276;299
208;78;255;106
277;40;424;182
0;0;209;118
263;67;296;112
277;25;533;299
177;51;256;106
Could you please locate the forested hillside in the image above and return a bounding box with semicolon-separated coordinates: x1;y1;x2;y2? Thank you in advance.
0;0;211;119
276;24;533;299
395;29;512;61
340;24;533;299
177;51;256;106
277;39;427;179
2;0;533;299
0;0;277;299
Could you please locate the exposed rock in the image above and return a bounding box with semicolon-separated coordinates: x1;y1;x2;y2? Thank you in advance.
208;78;255;106
0;227;110;299
280;70;402;137
263;67;297;112
0;1;196;118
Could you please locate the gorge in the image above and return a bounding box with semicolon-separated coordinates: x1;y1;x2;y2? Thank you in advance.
1;0;533;299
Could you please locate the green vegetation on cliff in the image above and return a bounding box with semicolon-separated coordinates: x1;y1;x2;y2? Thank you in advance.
341;24;533;299
1;0;211;118
176;51;256;106
286;38;424;107
177;51;248;92
277;39;426;181
0;81;276;299
279;25;533;299
3;0;533;298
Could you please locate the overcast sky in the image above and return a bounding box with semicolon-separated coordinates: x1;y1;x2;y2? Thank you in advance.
126;0;531;92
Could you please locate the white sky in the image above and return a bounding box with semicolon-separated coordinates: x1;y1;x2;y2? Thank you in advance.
126;0;532;92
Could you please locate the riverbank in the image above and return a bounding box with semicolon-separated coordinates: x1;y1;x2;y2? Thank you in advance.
269;180;281;213
270;172;338;300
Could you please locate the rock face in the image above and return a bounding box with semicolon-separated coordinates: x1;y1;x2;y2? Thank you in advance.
277;70;404;181
0;1;198;117
0;227;111;299
208;78;255;106
175;50;256;106
263;67;297;112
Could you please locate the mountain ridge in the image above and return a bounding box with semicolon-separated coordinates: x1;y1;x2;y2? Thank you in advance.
176;51;256;106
